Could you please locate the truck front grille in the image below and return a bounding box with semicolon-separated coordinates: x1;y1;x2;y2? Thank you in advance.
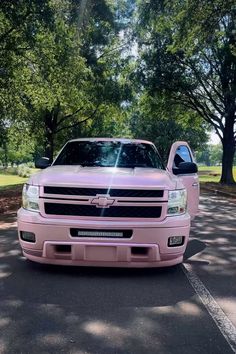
44;186;164;198
44;203;162;218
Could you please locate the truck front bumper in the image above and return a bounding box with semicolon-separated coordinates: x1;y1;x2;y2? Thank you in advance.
17;208;191;268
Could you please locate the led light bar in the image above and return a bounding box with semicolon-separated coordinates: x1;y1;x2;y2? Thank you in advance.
77;230;123;237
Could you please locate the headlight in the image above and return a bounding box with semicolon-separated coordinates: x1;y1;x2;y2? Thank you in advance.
167;189;187;216
22;184;40;212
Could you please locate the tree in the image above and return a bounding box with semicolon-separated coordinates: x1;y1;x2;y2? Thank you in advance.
0;0;54;112
136;0;236;184
196;144;222;166
0;0;129;162
19;24;98;162
209;144;223;166
5;123;36;165
130;92;208;163
0;120;8;167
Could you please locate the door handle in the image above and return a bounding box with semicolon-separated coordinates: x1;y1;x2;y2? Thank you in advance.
192;182;198;187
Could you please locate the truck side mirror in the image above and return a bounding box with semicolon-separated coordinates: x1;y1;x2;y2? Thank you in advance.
35;157;51;169
173;162;198;175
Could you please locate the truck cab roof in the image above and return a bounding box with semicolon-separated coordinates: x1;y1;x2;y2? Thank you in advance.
68;138;154;145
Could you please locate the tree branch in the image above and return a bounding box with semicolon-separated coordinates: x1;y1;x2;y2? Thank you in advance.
57;107;84;127
182;57;225;117
55;105;100;134
182;93;224;140
97;42;129;60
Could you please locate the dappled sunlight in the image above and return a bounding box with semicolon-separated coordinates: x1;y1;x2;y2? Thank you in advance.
7;249;21;256
0;221;22;267
0;273;233;353
0;235;213;354
0;264;11;279
0;213;17;230
184;194;236;319
189;194;236;271
65;314;81;324
83;320;130;347
147;299;203;317
36;333;68;346
0;318;11;329
201;254;231;265
217;225;236;231
215;297;236;315
207;237;232;244
0;222;17;230
0;339;6;354
79;298;209;352
39;304;64;317
0;193;235;352
1;299;23;308
199;264;236;277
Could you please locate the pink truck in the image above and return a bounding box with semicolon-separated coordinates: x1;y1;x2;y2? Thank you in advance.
17;138;199;267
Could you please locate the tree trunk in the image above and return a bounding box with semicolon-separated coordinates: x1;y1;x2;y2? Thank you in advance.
3;140;8;168
44;110;55;163
43;105;61;163
220;118;235;185
45;132;54;163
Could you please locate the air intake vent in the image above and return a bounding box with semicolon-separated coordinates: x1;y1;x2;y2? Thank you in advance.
44;203;162;218
44;186;164;198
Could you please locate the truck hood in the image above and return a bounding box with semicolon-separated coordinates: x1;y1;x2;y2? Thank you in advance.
29;165;179;190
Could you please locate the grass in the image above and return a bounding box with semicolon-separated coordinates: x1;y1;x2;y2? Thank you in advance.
0;168;39;190
198;166;236;196
198;166;236;183
0;174;28;189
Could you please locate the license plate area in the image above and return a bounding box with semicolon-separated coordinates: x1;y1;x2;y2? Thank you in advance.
70;229;132;239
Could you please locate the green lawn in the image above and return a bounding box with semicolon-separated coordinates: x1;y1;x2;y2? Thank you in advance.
0;168;39;190
0;174;28;189
198;166;236;183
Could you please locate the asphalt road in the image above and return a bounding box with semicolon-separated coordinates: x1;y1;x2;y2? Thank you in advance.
0;192;236;354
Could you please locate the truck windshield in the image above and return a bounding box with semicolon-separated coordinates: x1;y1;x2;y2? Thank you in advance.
53;141;164;169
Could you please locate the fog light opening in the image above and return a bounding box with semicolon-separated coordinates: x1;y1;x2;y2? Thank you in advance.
55;245;72;253
131;247;149;256
168;236;184;247
20;231;36;243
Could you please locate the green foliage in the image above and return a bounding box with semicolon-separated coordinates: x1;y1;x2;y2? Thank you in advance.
83;104;132;138
131;93;208;163
0;0;131;162
0;0;54;125
196;144;223;166
136;0;236;183
0;167;18;175
0;123;36;166
17;164;31;178
1;0;234;186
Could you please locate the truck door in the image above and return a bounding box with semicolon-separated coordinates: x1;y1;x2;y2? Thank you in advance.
167;141;199;218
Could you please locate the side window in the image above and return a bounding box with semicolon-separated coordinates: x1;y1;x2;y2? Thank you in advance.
174;145;192;167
